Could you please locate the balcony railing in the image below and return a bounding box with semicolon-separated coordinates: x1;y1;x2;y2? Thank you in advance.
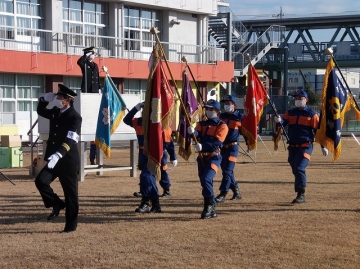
0;26;224;64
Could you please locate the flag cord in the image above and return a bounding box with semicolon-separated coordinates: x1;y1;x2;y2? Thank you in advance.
150;28;200;146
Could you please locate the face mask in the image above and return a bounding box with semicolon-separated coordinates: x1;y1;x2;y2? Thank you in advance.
88;54;95;62
54;98;64;109
206;110;218;119
224;104;234;112
295;99;306;108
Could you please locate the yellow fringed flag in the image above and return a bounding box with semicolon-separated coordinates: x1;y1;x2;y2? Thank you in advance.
95;74;126;157
315;57;352;161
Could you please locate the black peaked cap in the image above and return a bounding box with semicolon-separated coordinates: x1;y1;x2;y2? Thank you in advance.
83;46;95;55
57;84;77;98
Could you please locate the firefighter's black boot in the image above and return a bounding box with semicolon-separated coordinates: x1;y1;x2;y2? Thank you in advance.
201;197;217;219
230;186;242;200
292;188;306;203
215;191;228;203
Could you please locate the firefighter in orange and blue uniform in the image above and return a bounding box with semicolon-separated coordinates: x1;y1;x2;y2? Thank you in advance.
123;103;177;213
275;90;328;203
187;99;229;219
160;126;177;197
123;102;161;213
215;95;243;203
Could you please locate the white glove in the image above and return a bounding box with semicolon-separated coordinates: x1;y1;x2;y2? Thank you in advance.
135;102;144;111
321;147;329;156
47;152;62;169
171;159;178;167
187;126;195;134
274;116;282;123
44;92;56;102
194;143;202;152
86;52;92;57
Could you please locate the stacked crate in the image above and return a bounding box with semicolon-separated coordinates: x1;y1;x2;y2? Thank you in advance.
0;135;23;168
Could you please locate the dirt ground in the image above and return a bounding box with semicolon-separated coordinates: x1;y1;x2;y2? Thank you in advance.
0;138;359;269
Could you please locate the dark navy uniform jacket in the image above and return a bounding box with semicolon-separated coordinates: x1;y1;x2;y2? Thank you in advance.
281;106;319;145
37;98;82;166
220;110;243;144
77;55;101;93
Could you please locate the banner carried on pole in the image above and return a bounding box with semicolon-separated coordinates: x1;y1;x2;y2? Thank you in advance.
241;63;269;151
143;46;176;179
177;71;201;161
95;74;126;158
315;57;352;161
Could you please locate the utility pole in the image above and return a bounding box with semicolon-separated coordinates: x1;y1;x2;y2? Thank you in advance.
273;6;284;19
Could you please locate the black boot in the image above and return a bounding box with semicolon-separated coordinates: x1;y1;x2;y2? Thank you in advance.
215;191;227;203
135;196;150;213
90;159;95;165
292;188;306;203
230;186;242;200
133;191;142;197
150;198;162;213
160;188;171;198
201;197;217;219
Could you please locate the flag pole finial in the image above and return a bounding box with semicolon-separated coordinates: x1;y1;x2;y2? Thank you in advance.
245;53;251;61
181;56;187;63
325;47;333;55
150;27;159;35
102;65;109;75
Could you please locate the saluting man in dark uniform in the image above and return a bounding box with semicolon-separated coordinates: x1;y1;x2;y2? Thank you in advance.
77;46;101;93
35;84;82;233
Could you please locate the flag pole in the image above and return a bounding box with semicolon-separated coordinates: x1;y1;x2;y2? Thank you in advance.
351;132;360;146
181;56;206;105
245;54;289;141
102;66;130;112
150;27;203;160
325;47;360;111
150;28;197;138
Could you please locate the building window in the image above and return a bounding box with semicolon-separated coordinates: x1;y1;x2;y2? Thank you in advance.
62;0;108;47
63;76;82;95
124;6;161;51
0;73;44;125
124;79;147;100
16;0;43;35
0;0;42;40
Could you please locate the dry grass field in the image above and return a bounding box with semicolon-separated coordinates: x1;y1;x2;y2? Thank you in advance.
0;138;359;269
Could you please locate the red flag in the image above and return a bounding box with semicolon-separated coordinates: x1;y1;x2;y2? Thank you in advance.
241;64;268;150
143;46;175;179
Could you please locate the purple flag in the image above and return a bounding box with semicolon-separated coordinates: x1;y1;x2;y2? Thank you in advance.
177;71;200;160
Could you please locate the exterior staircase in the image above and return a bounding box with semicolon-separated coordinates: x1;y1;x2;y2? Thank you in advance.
209;7;285;77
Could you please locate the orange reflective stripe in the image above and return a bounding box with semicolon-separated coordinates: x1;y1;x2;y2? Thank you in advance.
228;156;237;162
282;111;289;120
201;125;218;137
162;126;172;142
310;114;319;129
210;163;218;173
227;120;241;129
303;152;311;160
287;115;297;125
297;116;312;126
215;124;228;142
